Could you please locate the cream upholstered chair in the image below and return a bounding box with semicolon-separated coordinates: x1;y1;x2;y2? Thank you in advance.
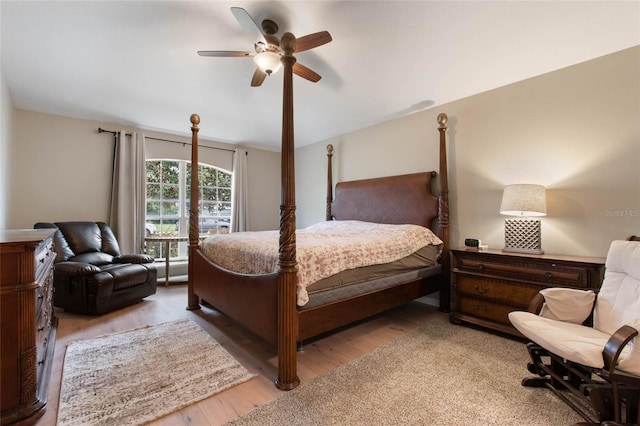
509;239;640;425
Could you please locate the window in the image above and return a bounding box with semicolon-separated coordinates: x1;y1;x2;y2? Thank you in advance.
145;160;232;260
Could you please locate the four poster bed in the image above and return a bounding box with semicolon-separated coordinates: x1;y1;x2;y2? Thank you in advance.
186;33;450;390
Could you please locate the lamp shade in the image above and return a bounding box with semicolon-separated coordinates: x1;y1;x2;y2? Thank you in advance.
499;184;547;217
253;51;282;75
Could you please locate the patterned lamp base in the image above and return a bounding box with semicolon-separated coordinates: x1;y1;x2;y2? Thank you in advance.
503;218;544;255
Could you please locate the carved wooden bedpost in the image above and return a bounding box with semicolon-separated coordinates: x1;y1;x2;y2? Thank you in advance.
437;113;451;312
326;144;334;221
187;114;201;311
276;32;300;390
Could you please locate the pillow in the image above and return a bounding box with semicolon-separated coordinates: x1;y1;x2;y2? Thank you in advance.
538;288;596;324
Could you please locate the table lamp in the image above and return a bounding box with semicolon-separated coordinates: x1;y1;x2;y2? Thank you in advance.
499;184;547;254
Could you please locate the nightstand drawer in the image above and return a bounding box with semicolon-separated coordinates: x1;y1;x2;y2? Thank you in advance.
457;295;514;327
454;254;591;287
454;275;540;307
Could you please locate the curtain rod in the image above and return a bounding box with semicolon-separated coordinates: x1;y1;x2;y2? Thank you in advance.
97;127;236;153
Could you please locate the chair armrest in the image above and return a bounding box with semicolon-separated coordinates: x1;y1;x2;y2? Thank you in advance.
113;254;155;264
54;261;101;276
527;293;545;314
603;325;639;376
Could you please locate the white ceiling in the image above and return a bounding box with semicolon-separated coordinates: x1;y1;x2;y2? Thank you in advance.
2;1;638;151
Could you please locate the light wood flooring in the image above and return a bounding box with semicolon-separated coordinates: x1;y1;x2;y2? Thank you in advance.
37;284;444;425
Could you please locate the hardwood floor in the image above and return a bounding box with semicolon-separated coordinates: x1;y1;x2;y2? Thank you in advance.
37;285;444;425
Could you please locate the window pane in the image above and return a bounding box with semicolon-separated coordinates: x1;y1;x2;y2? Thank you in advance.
218;171;231;187
163;161;180;184
202;187;216;201
147;183;160;199
219;188;231;202
146;201;160;216
162;184;179;199
160;219;179;236
146;161;161;183
201;166;216;186
161;201;179;216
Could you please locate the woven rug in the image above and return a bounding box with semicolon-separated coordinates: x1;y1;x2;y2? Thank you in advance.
227;313;584;425
57;319;256;426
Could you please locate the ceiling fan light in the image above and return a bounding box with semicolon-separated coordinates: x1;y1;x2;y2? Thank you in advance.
253;51;282;75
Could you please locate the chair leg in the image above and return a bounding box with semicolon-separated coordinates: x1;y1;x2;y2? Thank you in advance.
525;343;547;375
523;343;551;387
584;384;615;422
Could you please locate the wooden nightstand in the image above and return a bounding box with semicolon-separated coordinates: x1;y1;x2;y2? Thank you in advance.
450;248;605;338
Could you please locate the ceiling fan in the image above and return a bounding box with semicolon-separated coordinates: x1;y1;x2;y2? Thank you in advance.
197;7;332;87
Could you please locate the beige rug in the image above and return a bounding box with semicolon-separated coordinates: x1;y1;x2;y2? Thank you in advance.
227;313;584;425
57;319;256;426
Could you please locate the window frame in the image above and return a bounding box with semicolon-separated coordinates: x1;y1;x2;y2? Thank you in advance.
145;159;232;260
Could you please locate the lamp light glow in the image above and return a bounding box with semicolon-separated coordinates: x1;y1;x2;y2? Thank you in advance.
253;51;282;75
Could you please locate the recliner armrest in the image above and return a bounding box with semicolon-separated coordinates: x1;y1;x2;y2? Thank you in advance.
113;254;155;264
54;261;102;276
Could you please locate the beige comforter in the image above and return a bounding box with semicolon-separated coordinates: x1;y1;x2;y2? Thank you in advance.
200;220;443;306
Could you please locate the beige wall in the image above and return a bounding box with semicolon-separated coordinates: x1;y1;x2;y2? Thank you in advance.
7;110;280;232
0;70;14;229
297;46;640;258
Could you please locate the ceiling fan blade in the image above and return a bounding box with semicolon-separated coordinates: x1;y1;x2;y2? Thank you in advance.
294;31;332;53
231;7;267;44
251;68;267;87
197;51;252;57
293;62;321;83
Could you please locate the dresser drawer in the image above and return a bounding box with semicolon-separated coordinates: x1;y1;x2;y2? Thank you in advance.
454;275;541;308
454;254;591;288
457;295;515;327
36;263;54;306
35;237;55;282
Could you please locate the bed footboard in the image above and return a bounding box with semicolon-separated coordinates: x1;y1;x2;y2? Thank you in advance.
192;248;279;346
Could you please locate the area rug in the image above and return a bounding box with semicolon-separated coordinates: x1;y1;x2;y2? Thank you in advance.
227;314;585;425
57;319;256;426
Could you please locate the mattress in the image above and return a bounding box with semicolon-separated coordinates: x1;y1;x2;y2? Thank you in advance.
302;244;441;309
200;220;443;306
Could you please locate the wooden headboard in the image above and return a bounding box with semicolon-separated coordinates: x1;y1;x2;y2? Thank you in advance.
329;172;439;228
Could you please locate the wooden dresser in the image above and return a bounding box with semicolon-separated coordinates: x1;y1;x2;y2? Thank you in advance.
1;229;57;425
450;248;605;338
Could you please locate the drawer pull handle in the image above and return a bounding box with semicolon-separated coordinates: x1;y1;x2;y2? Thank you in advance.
475;304;491;312
474;284;489;294
38;327;44;332
545;272;553;278
39;258;45;264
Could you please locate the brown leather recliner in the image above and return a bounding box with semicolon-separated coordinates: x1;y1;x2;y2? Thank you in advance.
34;221;157;315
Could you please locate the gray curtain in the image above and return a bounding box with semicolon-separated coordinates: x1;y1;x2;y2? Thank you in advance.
231;149;248;232
109;131;146;253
